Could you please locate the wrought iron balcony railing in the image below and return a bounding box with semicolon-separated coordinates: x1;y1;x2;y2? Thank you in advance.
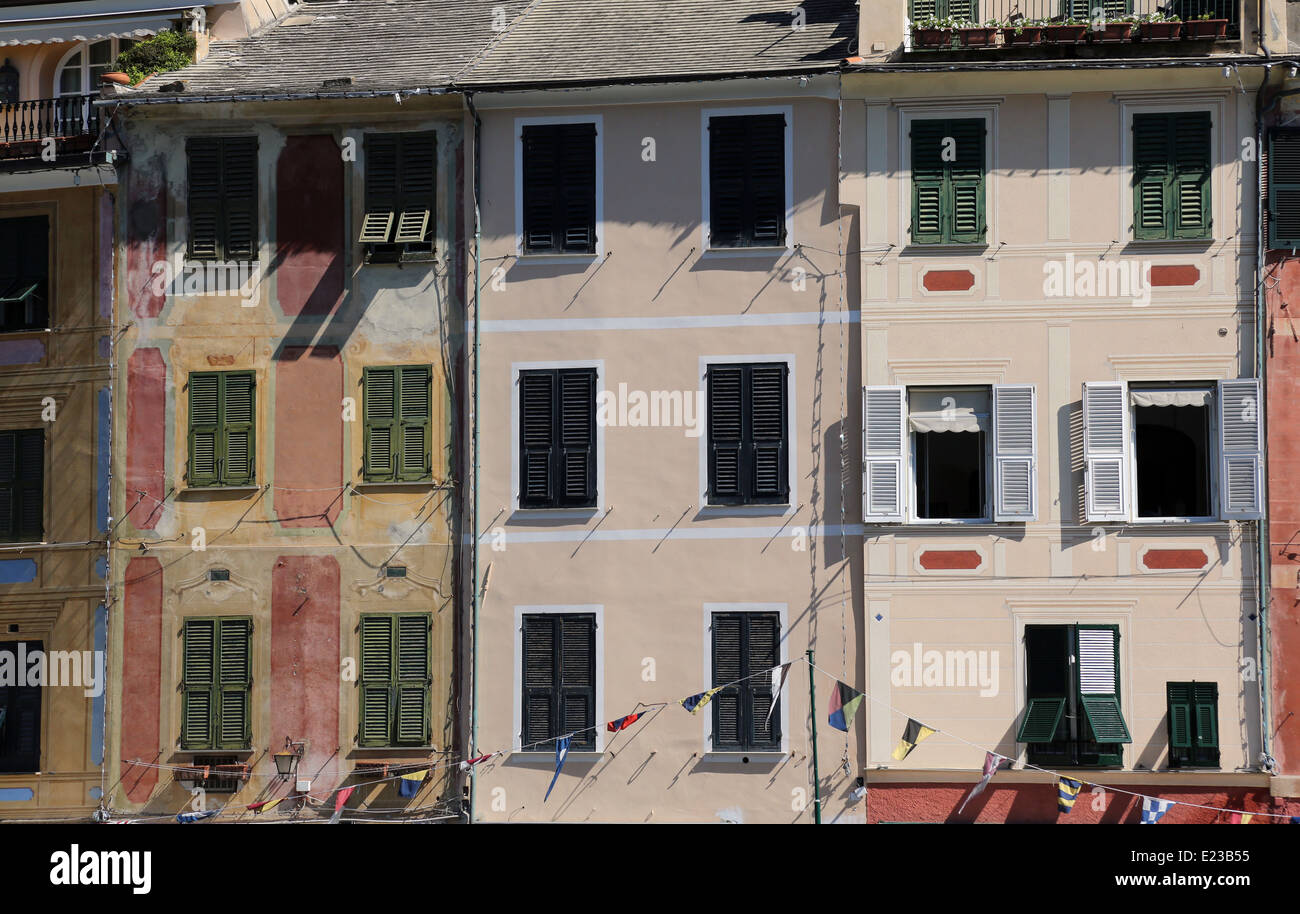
0;95;101;160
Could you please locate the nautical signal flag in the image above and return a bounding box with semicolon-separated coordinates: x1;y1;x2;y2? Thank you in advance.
1227;812;1253;824
891;718;936;760
459;753;495;772
176;809;219;824
398;770;427;798
607;712;644;732
957;752;1003;814
247;798;284;814
765;663;793;730
827;681;865;732
544;736;572;802
1057;778;1082;814
681;687;722;714
1140;797;1174;824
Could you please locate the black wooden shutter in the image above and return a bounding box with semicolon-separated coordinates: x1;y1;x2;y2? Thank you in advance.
522;615;595;750
519;368;596;509
747;614;780;748
0;431;13;540
708;363;788;505
522;124;596;254
559;369;595;505
522;615;556;747
710;114;786;248
0;640;42;773
712;614;744;749
559;124;597;252
560;615;596;750
361;134;399;243
712;613;780;751
749;364;789;501
187;138;222;260
0;430;42;542
522;126;559;252
395;133;436;245
520;371;556;508
708;365;744;502
222;137;258;260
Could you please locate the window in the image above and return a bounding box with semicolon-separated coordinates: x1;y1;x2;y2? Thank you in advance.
55;38;135;97
521;614;595;751
1166;681;1219;768
1132;111;1211;241
711;612;780;752
180;618;251;751
0;429;43;543
189;755;244;793
0;216;49;333
186;136;258;261
0;640;41;773
707;113;787;248
518;367;596;510
362;365;432;482
706;362;789;506
0;60;17;106
1082;379;1262;522
910;118;985;245
1017;624;1130;768
359;132;436;262
187;371;255;488
1268;129;1300;249
863;384;1037;523
358;613;431;747
521;122;596;254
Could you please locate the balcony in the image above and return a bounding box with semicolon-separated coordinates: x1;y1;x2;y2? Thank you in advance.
0;96;105;172
906;0;1240;54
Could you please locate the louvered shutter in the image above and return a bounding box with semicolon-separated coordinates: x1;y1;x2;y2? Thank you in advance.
750;364;788;501
188;374;220;487
220;372;255;486
948;118;986;244
708;117;747;248
394;614;430;745
397;366;432;482
749;115;787;246
910;121;946;245
910;0;937;17
560;615;595;750
708;365;744;502
1083;381;1129;522
558;369;596;505
1166;681;1193;749
358;615;393;746
16;432;40;540
1218;378;1263;520
519;371;555;507
1192;681;1218;752
1133;114;1171;240
361;134;398;243
1172;112;1212;240
521;124;596;254
521;615;555;747
1269;130;1300;247
863;386;906;523
1067;0;1129;18
395;133;436;245
363;367;396;480
747;614;780;748
222;137;258;260
711;614;744;750
945;0;977;19
0;432;13;540
993;384;1036;521
521;126;559;251
1076;625;1131;743
1017;697;1067;743
181;618;216;749
216;618;250;749
559;124;597;253
186;138;221;260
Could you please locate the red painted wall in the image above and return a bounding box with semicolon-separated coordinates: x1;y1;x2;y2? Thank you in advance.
126;154;166;319
121;557;162;803
271;556;341;790
275;134;345;317
273;346;343;527
125;348;167;530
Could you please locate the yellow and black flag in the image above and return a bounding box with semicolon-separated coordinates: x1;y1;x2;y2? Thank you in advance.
891;718;936;761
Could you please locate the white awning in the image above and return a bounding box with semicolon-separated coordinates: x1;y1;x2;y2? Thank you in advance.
1130;389;1211;408
909;389;989;434
0;12;184;47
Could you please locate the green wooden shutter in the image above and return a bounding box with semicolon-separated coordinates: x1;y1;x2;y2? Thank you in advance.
216;618;251;749
397;366;432;482
559;123;597;253
1172;111;1212;239
1192;681;1218;751
1269;130;1300;247
1017;697;1066;742
522;615;556;746
522;125;560;252
1133;114;1173;240
708;365;744;502
1166;682;1193;749
395;133;436;245
1076;624;1131;743
222;137;258;260
560;615;595;750
361;134;399;243
358;615;393;746
363;367;396;481
220;372;255;486
910;120;946;245
558;368;595;506
519;371;555;507
712;614;744;750
1066;0;1129;18
945;0;977;19
749;364;788;501
186;138;221;261
948;119;986;244
394;614;430;745
188;373;220;487
181;618;216;749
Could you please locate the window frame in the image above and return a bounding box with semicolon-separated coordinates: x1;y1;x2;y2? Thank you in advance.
0;639;42;773
701;105;794;254
1166;680;1220;769
512;604;604;755
359;130;437;263
514;115;603;260
0;214;51;335
899;105;997;250
184;134;259;264
0;428;44;544
908;117;987;246
510;360;604;517
704;605;787;755
1119;98;1221;245
906;384;992;524
1128;382;1218;523
356;612;432;749
53;38;135;98
185;369;257;489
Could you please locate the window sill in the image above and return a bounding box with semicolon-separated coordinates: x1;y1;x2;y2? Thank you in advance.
508;750;603;761
514;252;599;265
510;506;601;521
900;242;987;255
0;540;47;547
697;503;793;518
0;328;50;335
353;746;434;752
175;747;254;755
354;480;434;489
700;246;790;259
180;485;263;494
699;751;788;764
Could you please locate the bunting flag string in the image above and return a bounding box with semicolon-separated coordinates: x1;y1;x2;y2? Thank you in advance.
607;711;645;732
1057;778;1082;815
176;809;219;824
680;687;722;714
329;787;355;824
398;770;428;799
544;736;572;802
827;681;865;733
766;662;794;730
247;797;284;814
459;752;499;772
891;718;936;761
1141;797;1175;824
1227;812;1254;824
956;752;1004;814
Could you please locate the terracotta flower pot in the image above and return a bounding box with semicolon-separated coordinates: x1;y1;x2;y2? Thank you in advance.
912;28;953;49
1089;22;1136;42
956;27;998;47
1043;24;1088;44
1139;21;1182;40
1183;19;1228;39
100;72;131;86
1001;26;1044;46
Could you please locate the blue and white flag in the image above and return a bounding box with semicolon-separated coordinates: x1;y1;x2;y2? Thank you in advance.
1140;797;1174;824
544;736;572;802
176;809;219;824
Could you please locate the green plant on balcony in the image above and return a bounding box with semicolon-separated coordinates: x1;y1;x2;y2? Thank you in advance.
112;30;196;86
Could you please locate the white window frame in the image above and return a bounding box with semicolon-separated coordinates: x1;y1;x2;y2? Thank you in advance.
700;104;795;254
907;384;993;525
700;602;790;758
897;104;998;249
511;604;605;755
509;359;605;518
697;353;797;518
1128;381;1219;524
513;114;604;261
53;38;133;98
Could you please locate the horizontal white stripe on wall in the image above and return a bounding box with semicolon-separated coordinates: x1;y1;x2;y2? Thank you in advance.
481;311;861;334
471;523;866;544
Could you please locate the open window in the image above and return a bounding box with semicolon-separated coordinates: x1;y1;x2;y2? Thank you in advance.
1082;379;1261;522
0;216;49;333
360;132;436;263
910;387;988;521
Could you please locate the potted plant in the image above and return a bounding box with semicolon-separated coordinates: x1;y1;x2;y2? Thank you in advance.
112;28;197;86
1043;16;1089;43
911;15;955;48
1088;13;1138;42
1183;11;1228;38
99;71;131;86
1138;11;1182;40
955;18;1001;47
1001;17;1045;46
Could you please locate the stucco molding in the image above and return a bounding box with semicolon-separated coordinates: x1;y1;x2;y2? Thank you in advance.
0;381;74;424
887;358;1010;386
1107;353;1238;381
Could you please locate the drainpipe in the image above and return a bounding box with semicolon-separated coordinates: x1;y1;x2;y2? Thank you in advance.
466;90;483;823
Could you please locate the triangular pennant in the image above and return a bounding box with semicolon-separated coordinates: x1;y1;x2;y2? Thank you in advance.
956;752;1003;815
890;718;936;760
398;769;428;798
329;786;355;824
1057;778;1082;815
544;736;572;802
680;687;722;714
827;681;865;732
765;662;793;730
1140;796;1174;824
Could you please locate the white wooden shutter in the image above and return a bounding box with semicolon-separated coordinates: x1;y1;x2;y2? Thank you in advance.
862;386;906;523
993;384;1037;521
1076;628;1118;694
1218;377;1263;520
1083;381;1129;522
